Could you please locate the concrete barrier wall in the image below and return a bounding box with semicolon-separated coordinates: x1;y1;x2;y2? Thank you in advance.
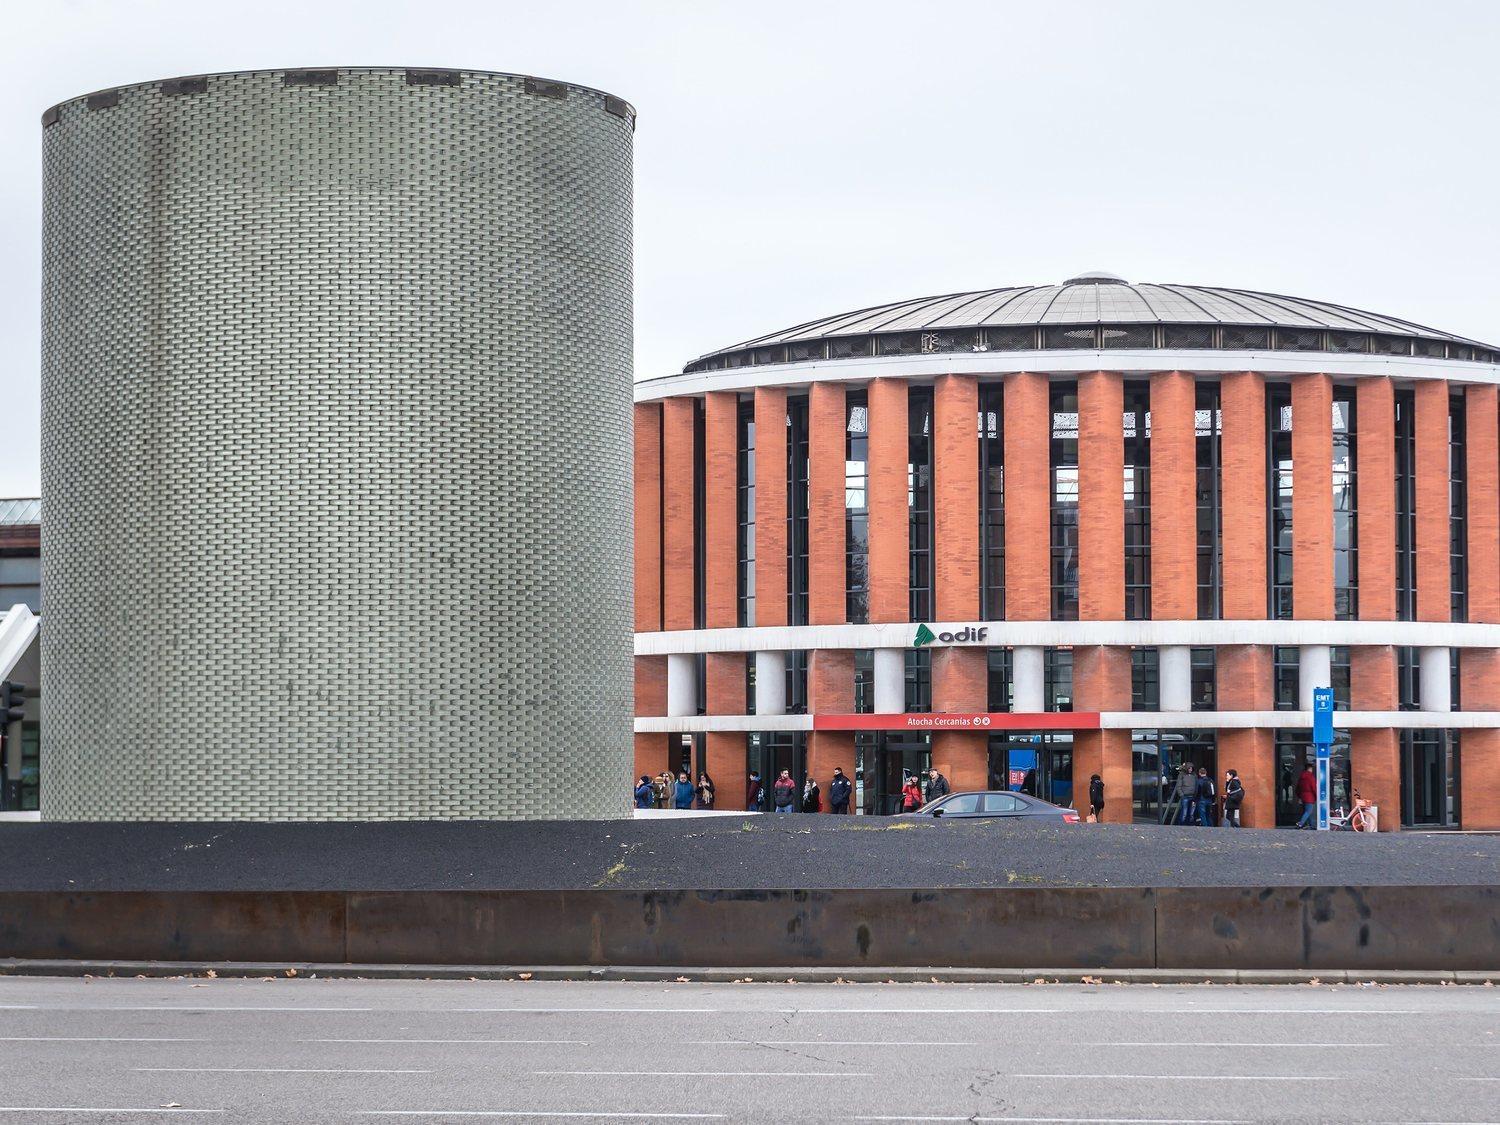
1;887;1495;970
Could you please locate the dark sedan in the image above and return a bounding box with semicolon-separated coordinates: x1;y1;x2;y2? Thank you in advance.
906;790;1082;822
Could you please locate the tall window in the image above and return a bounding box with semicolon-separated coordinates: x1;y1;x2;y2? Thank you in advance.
1267;386;1294;619
1450;392;1468;622
787;396;809;626
1191;647;1216;710
1332;391;1358;620
845;393;869;624
987;648;1012;712
1045;648;1073;712
1050;383;1080;620
1331;646;1351;710
1131;647;1159;711
979;385;1005;620
905;650;931;713
1124;382;1151;620
1195;384;1222;619
909;389;935;621
853;650;874;714
1273;646;1299;710
693;399;706;629
736;399;756;627
1395;390;1417;620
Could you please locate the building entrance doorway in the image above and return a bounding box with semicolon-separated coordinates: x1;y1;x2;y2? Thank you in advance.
855;731;930;815
747;731;805;810
987;731;1074;810
1401;730;1459;827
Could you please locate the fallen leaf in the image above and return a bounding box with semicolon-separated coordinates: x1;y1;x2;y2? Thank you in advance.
285;968;297;978
204;969;217;979
518;972;533;981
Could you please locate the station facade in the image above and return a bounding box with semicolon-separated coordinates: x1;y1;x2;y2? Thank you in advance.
632;275;1500;829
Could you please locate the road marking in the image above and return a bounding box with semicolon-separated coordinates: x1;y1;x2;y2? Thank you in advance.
452;1008;719;1014
2;1006;374;1013
302;1039;589;1045
136;1067;430;1075
1011;1074;1332;1081
536;1069;870;1078
752;1041;978;1047
1077;1042;1387;1048
357;1114;728;1120
851;1118;1252;1123
0;1037;204;1043
0;1111;223;1117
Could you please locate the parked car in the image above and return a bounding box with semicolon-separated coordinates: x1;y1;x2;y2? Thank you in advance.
905;790;1081;822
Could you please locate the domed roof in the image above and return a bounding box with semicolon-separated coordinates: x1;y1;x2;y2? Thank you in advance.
684;276;1497;373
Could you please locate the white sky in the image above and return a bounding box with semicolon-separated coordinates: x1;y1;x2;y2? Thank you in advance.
2;0;1498;496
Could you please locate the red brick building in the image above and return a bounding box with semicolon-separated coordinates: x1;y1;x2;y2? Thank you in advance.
632;275;1500;829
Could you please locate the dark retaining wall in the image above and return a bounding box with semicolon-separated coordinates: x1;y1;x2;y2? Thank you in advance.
1;887;1496;970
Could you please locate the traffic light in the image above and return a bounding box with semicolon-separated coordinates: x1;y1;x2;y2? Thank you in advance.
0;681;24;724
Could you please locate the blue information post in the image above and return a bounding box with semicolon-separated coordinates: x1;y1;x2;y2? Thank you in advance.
1312;687;1334;831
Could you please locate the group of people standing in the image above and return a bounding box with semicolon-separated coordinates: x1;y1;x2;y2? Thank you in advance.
634;770;717;810
1165;763;1246;827
745;766;855;814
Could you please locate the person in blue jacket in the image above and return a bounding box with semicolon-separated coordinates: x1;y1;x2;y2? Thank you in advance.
672;771;696;810
634;775;655;809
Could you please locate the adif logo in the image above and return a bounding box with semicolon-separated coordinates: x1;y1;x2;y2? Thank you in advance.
914;624;990;647
913;623;937;647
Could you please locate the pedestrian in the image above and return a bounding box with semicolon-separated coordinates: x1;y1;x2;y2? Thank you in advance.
746;771;765;812
633;774;655;809
1295;762;1317;829
653;772;671;809
1223;769;1244;828
772;768;797;814
900;772;924;812
828;766;852;815
802;776;821;813
696;772;716;810
1195;766;1216;827
672;771;695;810
1088;773;1104;823
1172;762;1196;825
925;768;951;801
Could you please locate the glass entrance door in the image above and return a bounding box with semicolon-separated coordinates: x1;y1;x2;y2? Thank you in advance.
987;732;1074;810
857;732;930;815
1401;730;1459;827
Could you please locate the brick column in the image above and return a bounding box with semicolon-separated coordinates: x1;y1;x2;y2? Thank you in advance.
807;650;855;813
808;383;848;626
1217;645;1275;828
1466;385;1500;624
931;647;988;794
1350;645;1400;831
1357;378;1397;622
1220;372;1267;619
1071;646;1130;822
662;397;697;632
1291;373;1334;622
634;403;663;634
1004;372;1050;620
704;393;739;630
868;377;910;624
705;652;746;810
754;386;789;628
1460;649;1500;829
1079;371;1124;621
1415;379;1450;622
1150;371;1197;620
934;374;980;621
633;655;669;782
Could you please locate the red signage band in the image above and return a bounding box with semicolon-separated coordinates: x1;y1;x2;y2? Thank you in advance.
811;712;1101;732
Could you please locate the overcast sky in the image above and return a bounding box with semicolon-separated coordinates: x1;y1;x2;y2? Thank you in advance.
2;0;1498;496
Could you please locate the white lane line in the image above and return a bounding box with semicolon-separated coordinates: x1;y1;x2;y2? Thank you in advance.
0;1111;223;1117
753;1041;978;1047
536;1069;870;1078
452;1008;719;1014
851;1118;1252;1123
0;1037;204;1043
136;1067;430;1075
0;1006;373;1013
1076;1042;1388;1048
356;1114;728;1120
1012;1074;1333;1081
301;1044;588;1056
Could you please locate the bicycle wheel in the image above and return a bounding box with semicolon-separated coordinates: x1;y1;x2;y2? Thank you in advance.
1350;808;1370;832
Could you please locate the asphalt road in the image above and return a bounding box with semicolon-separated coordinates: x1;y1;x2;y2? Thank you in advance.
0;977;1495;1123
2;817;1498;892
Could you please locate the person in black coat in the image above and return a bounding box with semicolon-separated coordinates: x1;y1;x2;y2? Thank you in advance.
925;768;951;801
1088;773;1104;822
828;767;852;814
1195;767;1216;826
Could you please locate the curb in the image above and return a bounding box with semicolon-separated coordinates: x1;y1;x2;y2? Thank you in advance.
1;960;1494;986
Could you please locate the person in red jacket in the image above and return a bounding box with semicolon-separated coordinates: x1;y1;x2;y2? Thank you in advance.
1295;763;1318;829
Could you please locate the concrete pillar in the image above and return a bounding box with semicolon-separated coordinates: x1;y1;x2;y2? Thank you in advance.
934;373;980;621
754;386;788;628
1298;644;1332;711
1466;385;1500;624
1073;645;1132;822
634;403;663;633
1079;371;1125;622
662;397;697;632
703;392;740;630
1291;374;1334;621
1415;379;1450;622
808;382;848;626
1419;647;1451;713
755;651;786;716
667;653;697;718
1013;646;1044;712
1003;373;1050;620
1150;371;1197;621
868;377;910;624
873;647;905;713
1220;372;1267;619
1351;645;1400;831
1160;645;1192;713
1357;378;1397;622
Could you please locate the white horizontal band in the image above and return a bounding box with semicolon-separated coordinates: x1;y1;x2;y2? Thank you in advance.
635;619;1500;656
636;348;1500;402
